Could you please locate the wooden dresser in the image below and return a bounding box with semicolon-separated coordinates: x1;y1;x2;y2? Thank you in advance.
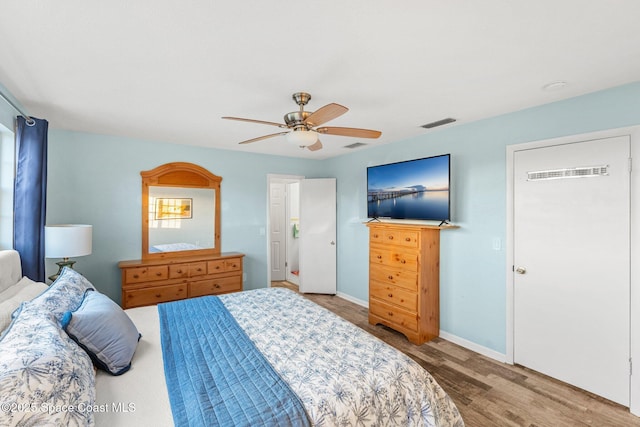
119;252;244;309
367;222;452;345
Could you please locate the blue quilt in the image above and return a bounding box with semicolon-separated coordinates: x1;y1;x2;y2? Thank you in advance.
158;296;310;427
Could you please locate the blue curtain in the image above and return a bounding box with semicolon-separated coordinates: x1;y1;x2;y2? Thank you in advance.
13;116;48;281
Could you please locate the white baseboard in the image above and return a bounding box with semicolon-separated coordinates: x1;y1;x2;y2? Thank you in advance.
335;292;506;363
438;330;507;363
336;291;369;308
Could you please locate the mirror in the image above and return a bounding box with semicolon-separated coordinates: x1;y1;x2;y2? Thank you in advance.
141;162;221;260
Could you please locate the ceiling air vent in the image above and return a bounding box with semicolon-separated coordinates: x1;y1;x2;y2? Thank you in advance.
421;118;456;129
344;142;367;149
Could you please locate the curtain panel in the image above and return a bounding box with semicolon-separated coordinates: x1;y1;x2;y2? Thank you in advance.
13;116;47;281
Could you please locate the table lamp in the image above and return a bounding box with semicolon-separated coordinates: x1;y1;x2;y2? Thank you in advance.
45;224;92;282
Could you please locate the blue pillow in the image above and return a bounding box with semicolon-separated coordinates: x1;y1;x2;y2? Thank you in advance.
62;290;141;375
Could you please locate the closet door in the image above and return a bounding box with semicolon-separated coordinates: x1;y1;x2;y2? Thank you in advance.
513;136;630;405
299;178;336;294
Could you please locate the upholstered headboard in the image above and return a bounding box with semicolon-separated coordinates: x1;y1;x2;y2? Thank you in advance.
0;250;22;293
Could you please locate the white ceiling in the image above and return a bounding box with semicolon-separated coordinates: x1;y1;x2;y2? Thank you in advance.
1;1;640;159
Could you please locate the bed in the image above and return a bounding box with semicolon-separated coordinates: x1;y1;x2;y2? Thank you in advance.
0;249;464;426
149;242;203;253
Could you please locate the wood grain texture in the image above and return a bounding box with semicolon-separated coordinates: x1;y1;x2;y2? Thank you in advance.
273;281;640;427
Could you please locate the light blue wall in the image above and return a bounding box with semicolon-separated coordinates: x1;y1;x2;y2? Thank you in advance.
45;132;326;302
326;81;640;354
9;80;640;356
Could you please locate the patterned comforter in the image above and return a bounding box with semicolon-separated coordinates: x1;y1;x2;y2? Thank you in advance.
219;288;464;427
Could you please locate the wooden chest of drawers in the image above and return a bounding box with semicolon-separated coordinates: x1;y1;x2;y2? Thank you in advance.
119;252;244;309
367;223;443;345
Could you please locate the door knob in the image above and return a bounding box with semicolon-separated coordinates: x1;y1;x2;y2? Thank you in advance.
515;267;526;274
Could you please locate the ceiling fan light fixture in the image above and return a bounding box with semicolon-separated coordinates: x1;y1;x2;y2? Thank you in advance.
286;129;318;147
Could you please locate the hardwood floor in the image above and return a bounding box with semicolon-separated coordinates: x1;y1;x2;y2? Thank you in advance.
272;281;640;427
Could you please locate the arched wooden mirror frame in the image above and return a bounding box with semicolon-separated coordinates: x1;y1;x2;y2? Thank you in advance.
141;162;221;260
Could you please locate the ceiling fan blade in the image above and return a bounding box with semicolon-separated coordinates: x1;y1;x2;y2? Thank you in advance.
306;140;323;151
304;103;348;127
238;131;289;145
316;126;381;139
222;116;288;128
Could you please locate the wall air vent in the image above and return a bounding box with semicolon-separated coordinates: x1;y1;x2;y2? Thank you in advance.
344;142;367;149
421;118;456;129
527;165;609;181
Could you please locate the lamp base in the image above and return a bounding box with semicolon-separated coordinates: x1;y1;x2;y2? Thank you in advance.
48;258;76;283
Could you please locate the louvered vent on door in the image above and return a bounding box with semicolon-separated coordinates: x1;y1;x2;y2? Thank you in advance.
527;165;609;181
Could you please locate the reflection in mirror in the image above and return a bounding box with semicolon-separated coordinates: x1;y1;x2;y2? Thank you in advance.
148;187;215;253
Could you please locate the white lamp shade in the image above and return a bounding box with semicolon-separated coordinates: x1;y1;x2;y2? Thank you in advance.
286;130;318;147
45;224;93;258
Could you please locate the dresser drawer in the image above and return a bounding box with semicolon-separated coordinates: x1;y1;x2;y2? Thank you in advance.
168;263;189;279
224;258;242;271
382;229;419;248
207;257;242;274
369;229;385;244
123;283;187;308
370;281;417;311
189;262;207;277
370;248;418;271
369;264;417;291
125;266;168;284
369;299;418;332
189;276;242;298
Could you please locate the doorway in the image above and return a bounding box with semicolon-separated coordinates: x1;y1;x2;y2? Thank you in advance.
268;175;302;287
267;175;337;294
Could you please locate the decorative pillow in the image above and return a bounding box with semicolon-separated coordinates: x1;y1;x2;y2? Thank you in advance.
0;303;95;426
0;277;48;331
62;290;141;375
25;267;95;322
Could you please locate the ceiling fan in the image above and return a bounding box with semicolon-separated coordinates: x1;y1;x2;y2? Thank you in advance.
222;92;381;151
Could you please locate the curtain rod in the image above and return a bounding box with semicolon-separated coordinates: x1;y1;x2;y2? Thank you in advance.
0;89;35;125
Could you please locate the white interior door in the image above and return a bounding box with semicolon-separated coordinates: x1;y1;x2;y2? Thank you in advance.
299;178;337;294
513;136;630;405
269;182;286;281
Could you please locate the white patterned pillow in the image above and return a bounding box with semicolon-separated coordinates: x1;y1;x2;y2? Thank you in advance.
0;277;48;332
0;303;96;426
24;267;95;323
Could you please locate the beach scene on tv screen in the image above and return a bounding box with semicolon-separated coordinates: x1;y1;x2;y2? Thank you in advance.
367;155;449;220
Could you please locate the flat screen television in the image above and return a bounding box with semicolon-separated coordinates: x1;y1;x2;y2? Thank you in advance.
367;154;450;222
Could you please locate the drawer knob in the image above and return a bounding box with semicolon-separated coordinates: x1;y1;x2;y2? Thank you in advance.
155;272;162;276
215;266;221;270
388;235;394;240
405;237;411;242
155;294;161;298
400;259;406;264
377;255;382;259
214;284;220;288
373;234;379;238
196;268;202;272
133;274;139;279
388;275;393;280
388;293;393;298
177;269;183;273
388;312;393;316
